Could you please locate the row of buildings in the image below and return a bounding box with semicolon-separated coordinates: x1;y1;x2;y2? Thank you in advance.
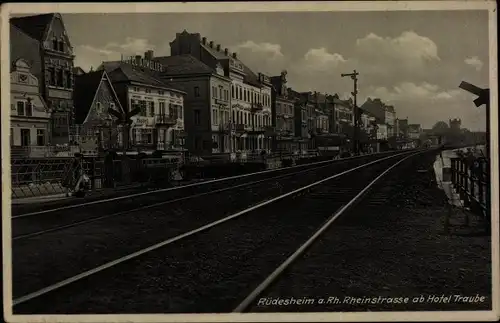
9;13;427;158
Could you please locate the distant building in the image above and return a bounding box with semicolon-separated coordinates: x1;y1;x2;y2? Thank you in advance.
449;118;462;131
395;118;409;138
11;13;76;144
10;58;51;157
270;71;296;153
360;98;396;137
288;88;310;152
408;124;422;140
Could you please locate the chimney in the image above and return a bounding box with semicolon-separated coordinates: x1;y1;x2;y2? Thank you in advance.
202;37;207;44
224;48;228;55
216;44;221;51
232;52;237;59
209;41;214;48
144;50;154;60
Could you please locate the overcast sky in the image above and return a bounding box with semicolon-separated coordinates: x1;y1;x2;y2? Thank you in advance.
55;11;490;130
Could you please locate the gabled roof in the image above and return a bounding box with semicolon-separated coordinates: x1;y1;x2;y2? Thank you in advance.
10;14;54;41
74;70;106;124
153;54;214;75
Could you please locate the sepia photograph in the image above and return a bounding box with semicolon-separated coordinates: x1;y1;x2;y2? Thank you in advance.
1;1;498;322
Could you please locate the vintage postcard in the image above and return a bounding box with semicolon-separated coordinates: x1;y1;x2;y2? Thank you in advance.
1;1;498;322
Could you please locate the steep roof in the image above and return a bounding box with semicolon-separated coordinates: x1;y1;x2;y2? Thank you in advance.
74;70;107;124
201;43;262;87
153;54;214;75
10;14;54;41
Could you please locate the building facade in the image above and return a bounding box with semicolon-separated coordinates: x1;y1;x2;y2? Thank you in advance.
10;58;51;157
99;58;186;153
153;54;233;155
169;31;274;154
408;124;422;140
11;13;76;145
73;70;125;154
271;71;296;153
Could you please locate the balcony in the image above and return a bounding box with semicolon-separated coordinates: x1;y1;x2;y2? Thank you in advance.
248;125;266;135
251;102;264;112
155;114;178;127
234;124;246;133
215;122;232;134
264;126;276;137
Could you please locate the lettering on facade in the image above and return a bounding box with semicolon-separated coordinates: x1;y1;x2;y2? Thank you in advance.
124;56;165;72
48;89;72;99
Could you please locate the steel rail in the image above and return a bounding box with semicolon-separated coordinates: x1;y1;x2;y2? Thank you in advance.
11;150;408;218
12;150;417;307
232;150;423;312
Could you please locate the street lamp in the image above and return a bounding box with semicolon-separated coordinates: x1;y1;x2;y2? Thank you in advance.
341;70;359;155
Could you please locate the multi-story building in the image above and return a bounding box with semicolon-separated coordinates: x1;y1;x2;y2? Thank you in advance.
11;13;76;144
408;124;422;140
395;118;409;139
385;105;396;137
270;71;296;153
360;109;377;139
10;58;51;157
73;70;125;154
169;31;274;153
334;98;354;134
152;53;232;155
288;89;310;152
376;123;388;140
98;58;186;153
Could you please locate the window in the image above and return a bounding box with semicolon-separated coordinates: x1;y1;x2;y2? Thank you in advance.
48;68;56;86
219;87;223;100
17;101;24;116
57;69;64;87
20;129;30;146
58;40;64;52
65;71;72;89
194;86;200;97
52;37;58;50
178;106;183;119
10;128;14;146
194;110;201;125
145;89;151;94
232;85;235;98
149;101;155;117
139;100;147;116
213;86;217;98
159;90;165;95
232;110;235;123
159;101;166;115
96;102;102;114
239;87;242;100
36;129;45;146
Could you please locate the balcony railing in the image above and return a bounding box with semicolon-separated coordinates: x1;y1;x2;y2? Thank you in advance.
234;124;246;133
216;122;232;133
251;102;264;112
248;126;266;134
155;114;178;126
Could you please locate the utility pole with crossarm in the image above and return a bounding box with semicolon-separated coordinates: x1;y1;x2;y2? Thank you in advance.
341;70;360;154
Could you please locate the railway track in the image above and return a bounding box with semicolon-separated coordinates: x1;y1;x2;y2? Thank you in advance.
12;149;425;314
12;151;406;300
12;151;400;240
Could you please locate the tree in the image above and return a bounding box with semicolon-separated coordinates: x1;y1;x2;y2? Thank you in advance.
107;106;141;154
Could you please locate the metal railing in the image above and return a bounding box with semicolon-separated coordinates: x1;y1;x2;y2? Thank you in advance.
450;156;489;218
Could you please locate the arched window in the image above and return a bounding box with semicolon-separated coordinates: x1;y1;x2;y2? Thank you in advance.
58;39;65;52
52;37;58;50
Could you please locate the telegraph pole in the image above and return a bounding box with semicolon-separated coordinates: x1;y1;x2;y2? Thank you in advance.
341;70;359;154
